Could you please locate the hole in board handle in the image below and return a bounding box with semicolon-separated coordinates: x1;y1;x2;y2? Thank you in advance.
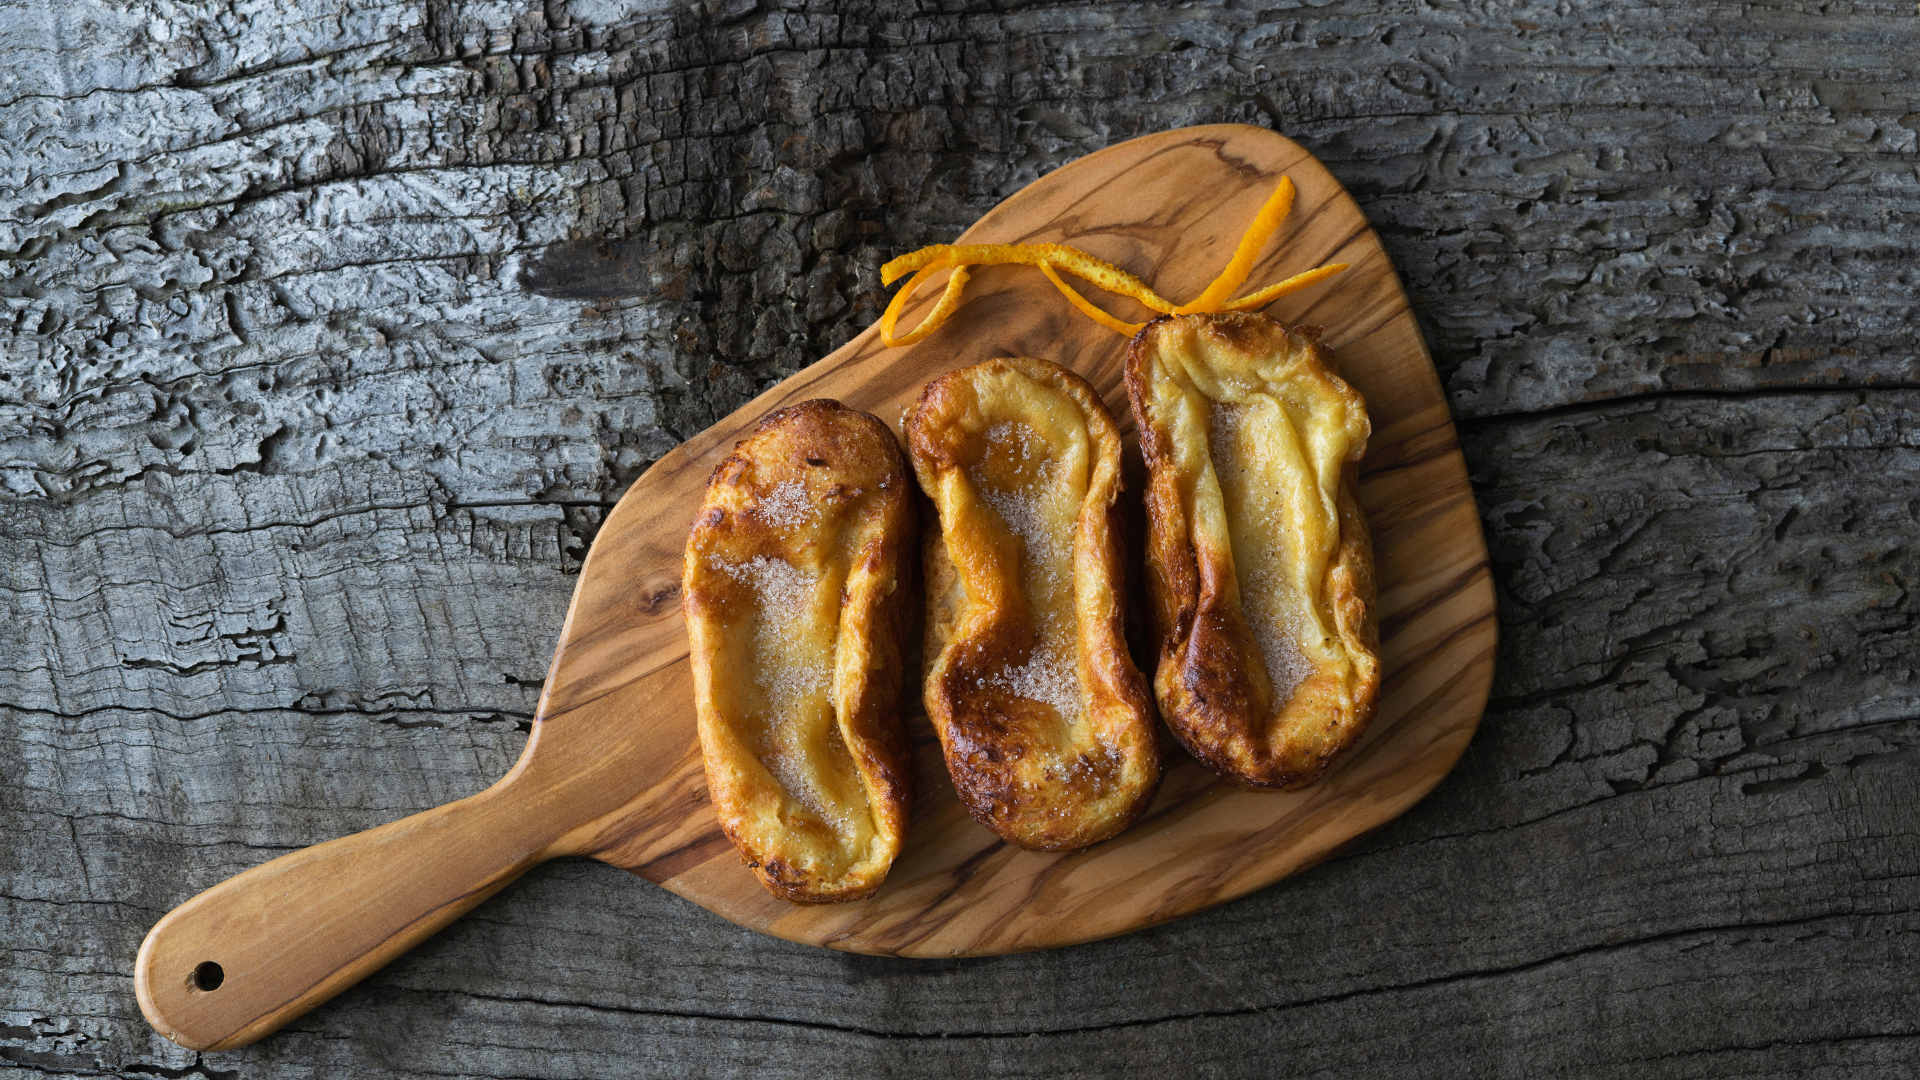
191;961;224;991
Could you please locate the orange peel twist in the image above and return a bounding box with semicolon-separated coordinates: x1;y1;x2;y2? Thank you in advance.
878;176;1348;346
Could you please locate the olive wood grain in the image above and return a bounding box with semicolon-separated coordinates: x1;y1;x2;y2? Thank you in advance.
134;123;1495;1051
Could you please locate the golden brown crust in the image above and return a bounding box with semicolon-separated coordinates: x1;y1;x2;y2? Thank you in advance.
907;357;1160;850
682;399;916;903
1125;312;1380;790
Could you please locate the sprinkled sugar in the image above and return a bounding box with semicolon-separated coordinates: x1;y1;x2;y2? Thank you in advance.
980;486;1067;589
766;741;846;830
979;421;1068;596
713;555;832;705
985;421;1038;459
1240;571;1312;698
713;554;847;827
755;479;814;529
1209;402;1312;701
974;420;1082;722
993;647;1081;720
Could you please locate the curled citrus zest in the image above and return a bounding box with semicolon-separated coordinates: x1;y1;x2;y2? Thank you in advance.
881;262;971;346
1175;176;1295;314
878;176;1348;345
1218;263;1350;312
1039;262;1146;336
881;263;939;340
884;244;1176;304
879;243;1175;346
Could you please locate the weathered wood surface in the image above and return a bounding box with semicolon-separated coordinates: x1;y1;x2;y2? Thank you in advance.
2;0;1915;1076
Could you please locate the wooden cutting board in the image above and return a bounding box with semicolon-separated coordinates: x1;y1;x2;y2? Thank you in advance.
135;123;1496;1052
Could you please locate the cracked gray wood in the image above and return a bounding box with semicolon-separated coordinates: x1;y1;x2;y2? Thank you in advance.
2;0;1916;1076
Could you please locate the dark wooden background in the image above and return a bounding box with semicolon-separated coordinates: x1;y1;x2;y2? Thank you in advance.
3;1;1917;1076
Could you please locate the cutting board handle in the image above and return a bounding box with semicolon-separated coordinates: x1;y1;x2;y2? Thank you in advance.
134;775;575;1051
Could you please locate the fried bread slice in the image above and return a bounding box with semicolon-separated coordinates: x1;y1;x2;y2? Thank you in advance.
1126;312;1379;790
682;400;915;902
907;358;1160;850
